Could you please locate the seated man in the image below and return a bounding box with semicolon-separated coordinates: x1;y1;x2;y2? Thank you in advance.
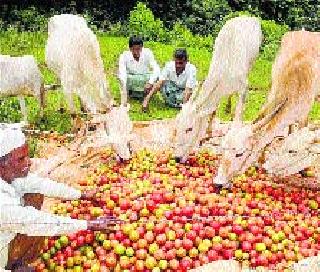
143;48;197;110
118;36;160;105
0;123;121;271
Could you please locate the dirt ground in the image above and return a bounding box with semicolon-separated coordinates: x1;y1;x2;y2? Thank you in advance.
29;119;320;212
30;119;177;212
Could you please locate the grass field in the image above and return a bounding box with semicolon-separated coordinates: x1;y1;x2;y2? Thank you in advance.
1;31;319;134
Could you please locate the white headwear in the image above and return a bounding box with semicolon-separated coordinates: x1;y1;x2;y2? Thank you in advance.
0;123;26;158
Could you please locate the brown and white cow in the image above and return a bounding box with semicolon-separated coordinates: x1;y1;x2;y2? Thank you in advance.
214;30;320;187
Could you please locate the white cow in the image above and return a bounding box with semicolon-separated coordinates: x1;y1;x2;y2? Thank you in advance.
45;14;134;159
263;127;320;182
0;55;45;123
174;16;263;162
215;30;320;187
45;14;114;117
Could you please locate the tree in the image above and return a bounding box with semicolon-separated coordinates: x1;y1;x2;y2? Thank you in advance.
184;0;231;35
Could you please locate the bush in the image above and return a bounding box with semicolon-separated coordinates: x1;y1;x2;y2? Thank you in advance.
183;0;231;36
128;2;168;42
9;7;48;31
169;21;213;50
169;21;195;48
260;19;289;60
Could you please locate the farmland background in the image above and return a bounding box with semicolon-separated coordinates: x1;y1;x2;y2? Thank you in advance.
1;0;320;134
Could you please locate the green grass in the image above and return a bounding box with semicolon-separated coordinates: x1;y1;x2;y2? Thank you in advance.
1;31;319;133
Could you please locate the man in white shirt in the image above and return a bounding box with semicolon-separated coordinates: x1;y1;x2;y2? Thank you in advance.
143;48;197;110
118;36;160;106
0;124;121;271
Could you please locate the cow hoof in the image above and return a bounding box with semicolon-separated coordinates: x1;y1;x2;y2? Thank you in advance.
59;107;65;114
142;106;149;113
88;125;97;131
214;183;231;193
174;157;181;163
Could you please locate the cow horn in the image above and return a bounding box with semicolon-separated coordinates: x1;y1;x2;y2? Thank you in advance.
252;98;288;133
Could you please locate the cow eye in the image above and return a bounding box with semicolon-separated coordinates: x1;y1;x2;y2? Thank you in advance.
235;153;243;157
186;127;193;132
88;125;97;131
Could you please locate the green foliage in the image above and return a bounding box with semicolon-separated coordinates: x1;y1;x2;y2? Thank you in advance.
10;7;48;31
128;2;167;42
184;0;231;36
229;0;319;31
108;22;128;37
260;20;289;60
2;0;320;34
27;136;39;158
168;21;213;50
287;6;320;31
112;2;213;50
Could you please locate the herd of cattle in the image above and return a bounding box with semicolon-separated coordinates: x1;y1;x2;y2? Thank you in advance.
0;14;320;186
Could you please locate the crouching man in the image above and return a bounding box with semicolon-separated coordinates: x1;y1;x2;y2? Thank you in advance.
118;36;160;106
0;123;122;272
143;48;197;111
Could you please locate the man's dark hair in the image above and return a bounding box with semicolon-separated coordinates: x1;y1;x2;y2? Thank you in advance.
129;36;143;48
174;48;188;61
0;154;8;166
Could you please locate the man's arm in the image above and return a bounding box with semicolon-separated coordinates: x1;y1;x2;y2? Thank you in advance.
143;63;170;109
0;205;122;236
0;205;87;236
12;174;81;200
183;87;192;103
147;50;161;85
118;53;128;106
142;80;165;109
183;65;197;104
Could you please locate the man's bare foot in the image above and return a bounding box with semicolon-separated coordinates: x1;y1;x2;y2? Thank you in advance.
142;103;149;113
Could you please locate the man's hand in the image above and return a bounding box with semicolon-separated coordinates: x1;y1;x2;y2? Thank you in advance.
144;83;153;94
183;88;192;104
13;266;35;272
80;189;97;200
142;80;163;111
120;86;128;107
87;216;124;231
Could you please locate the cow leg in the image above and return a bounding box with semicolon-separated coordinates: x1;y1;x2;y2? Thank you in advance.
63;85;79;133
39;83;46;117
18;96;28;123
225;94;232;116
65;92;77;116
288;116;309;135
234;90;247;122
288;124;296;135
61;76;76;115
36;83;46;120
298;116;309;129
78;87;89;113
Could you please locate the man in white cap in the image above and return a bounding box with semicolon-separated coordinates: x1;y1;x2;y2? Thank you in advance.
0;123;122;271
